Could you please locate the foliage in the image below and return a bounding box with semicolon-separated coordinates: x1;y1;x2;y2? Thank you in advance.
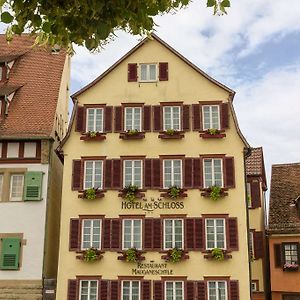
247;194;252;207
87;131;98;138
167;185;182;199
123;184;139;202
125;248;140;263
126;129;140;136
82;248;101;262
84;187;97;200
209;185;222;201
207;128;220;135
167;248;183;263
211;248;224;261
207;0;231;15
165;128;178;136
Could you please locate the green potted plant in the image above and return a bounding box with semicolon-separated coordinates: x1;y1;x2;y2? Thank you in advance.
211;248;225;261
87;131;98;138
209;185;222;201
207;128;220;135
165;128;177;136
77;247;102;262
167;186;184;199
83;187;97;200
163;248;188;263
118;248;145;262
126;129;140;136
122;184;139;202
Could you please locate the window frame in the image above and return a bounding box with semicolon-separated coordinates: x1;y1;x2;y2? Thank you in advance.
83;160;103;190
163;159;183;189
203;158;224;188
121;280;141;300
86;107;104;133
123;159;143;189
249;230;254;259
205;218;226;250
164;281;184;300
283;243;299;265
9;174;24;201
246;182;252;208
79;279;99;300
207;280;228;300
0;174;3;202
202;105;221;130
139;63;157;82
163;105;181;131
81;219;102;250
124;107;142;132
122;219;143;250
163;218;184;250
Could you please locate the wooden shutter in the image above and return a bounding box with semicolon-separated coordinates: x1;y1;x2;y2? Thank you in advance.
195;218;204;250
110;280;119;300
128;63;137;82
103;219;111;250
251;181;261;208
23;171;43;201
75;106;85;132
221;102;229;129
67;279;77;300
193;158;202;188
114;106;122;132
144;159;152;189
224;157;235;188
100;280;109;300
228;218;238;251
112;159;121;189
72;160;82;191
230;280;239;300
187;281;196;300
186;218;195;250
153;281;163;300
104;106;113;132
69;219;80;251
144;219;153;250
274;243;282;268
111;219;121;249
143;105;152;132
184;158;193;188
0;237;21;270
104;159;112;189
254;231;264;259
182;105;190;131
152;159;161;189
196;281;206;300
142;280;151;300
159;62;168;81
192;104;201;131
153;105;162;131
153;218;162;250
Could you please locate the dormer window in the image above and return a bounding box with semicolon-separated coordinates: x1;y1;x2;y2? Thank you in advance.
139;63;157;82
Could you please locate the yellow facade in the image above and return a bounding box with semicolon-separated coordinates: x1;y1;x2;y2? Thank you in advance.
56;36;251;299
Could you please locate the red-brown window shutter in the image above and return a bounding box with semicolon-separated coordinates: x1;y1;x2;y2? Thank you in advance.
224;157;235;188
75;106;85;132
114;106;122;132
69;218;80;251
251;181;261;208
153;105;162;132
152;159;161;189
143;105;152;132
110;280;119;300
230;280;239;300
72;160;82;191
195;218;204;250
274;243;282;268
104;106;113;132
192;104;201;131
184;158;193;188
103;219;111;250
182;105;191;131
100;280;109;300
111;219;121;249
196;281;206;300
159;62;168;81
104;159;112;189
128;63;138;82
187;281;196;300
144;159;152;189
254;231;264;259
153;218;162;250
112;159;121;189
153;281;163;300
193;158;202;188
142;280;151;300
144;219;153;250
221;102;229;129
185;218;195;250
227;217;238;251
67;279;77;300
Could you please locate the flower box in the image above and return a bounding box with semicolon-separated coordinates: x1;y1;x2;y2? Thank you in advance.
158;130;184;139
161;248;189;263
118;185;145;201
80;132;106;141
200;186;228;200
119;131;145;140
117;249;145;262
76;248;104;262
204;249;232;261
78;188;105;200
160;186;187;199
200;133;226;139
283;263;299;271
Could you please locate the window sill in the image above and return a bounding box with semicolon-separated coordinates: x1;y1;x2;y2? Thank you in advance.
119;132;145;140
159;188;187;199
80;133;106;141
158;131;184;139
161;250;190;262
283;267;299;272
78;189;106;200
117;250;146;262
199;133;226;139
76;249;104;261
203;250;232;260
200;187;228;198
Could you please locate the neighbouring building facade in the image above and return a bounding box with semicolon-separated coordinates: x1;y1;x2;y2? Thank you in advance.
246;148;268;300
0;35;70;299
268;163;300;300
56;34;252;300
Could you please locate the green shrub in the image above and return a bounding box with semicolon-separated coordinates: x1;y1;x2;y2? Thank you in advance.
123;184;139;202
211;248;224;261
88;131;97;138
207;128;220;135
210;186;222;201
167;186;182;199
165;128;177;135
125;248;139;262
83;248;99;262
168;248;183;263
127;129;139;136
84;188;97;200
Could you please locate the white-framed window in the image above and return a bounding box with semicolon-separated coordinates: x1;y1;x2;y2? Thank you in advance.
121;280;140;300
9;174;24;201
164;219;183;250
122;219;142;250
86;108;103;132
249;231;254;259
163;159;182;188
246;182;252;208
163;106;181;131
203;158;223;188
0;174;3;201
139;63;157;82
205;218;226;250
165;281;184;300
24;142;37;158
251;281;258;292
207;281;227;300
81;219;102;250
124;107;142;131
202;105;220;130
84;160;103;190
283;243;299;265
79;280;98;300
123;160;143;188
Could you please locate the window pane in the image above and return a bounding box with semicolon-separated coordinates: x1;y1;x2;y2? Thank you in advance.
10;174;24;200
95;109;103;132
204;160;213;187
133;108;141;131
0;174;3;201
140;65;147;81
149;64;156;80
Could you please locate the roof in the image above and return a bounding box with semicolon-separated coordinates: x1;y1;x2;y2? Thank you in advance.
0;34;67;139
268;163;300;234
0;85;22;96
71;33;235;99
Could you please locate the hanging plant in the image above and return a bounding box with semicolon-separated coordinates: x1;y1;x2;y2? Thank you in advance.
122;184;139;202
167;186;183;199
77;248;102;262
118;248;145;262
165;248;184;263
209;186;222;201
83;187;97;200
211;248;225;261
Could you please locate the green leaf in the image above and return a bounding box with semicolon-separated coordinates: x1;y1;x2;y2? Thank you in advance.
221;0;231;7
42;21;51;33
1;11;14;24
207;0;215;7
